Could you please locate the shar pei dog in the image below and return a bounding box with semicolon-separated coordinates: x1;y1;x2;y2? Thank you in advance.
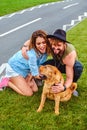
37;65;77;115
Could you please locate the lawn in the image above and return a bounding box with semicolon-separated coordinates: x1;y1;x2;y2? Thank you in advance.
0;18;87;130
0;0;87;129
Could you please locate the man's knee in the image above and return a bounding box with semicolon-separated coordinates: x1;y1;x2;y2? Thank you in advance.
73;61;83;82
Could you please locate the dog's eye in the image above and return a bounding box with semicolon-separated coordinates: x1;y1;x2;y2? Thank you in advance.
43;66;47;69
54;71;56;75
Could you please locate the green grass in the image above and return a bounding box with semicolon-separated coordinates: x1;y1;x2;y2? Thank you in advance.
0;18;87;130
0;0;87;129
0;0;60;16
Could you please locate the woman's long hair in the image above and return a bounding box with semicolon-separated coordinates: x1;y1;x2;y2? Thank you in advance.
29;30;51;55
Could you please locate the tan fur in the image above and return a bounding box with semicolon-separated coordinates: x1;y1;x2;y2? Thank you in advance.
37;65;77;115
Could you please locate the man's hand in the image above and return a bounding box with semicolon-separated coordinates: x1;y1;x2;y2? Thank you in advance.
51;83;64;93
22;46;29;60
21;40;30;60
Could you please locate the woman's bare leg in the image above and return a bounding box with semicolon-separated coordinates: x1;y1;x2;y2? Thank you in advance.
26;75;38;92
9;75;34;96
8;81;25;95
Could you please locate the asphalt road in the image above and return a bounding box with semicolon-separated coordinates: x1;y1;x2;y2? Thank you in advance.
0;0;87;65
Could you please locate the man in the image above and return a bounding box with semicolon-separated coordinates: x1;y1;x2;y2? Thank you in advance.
22;29;83;96
43;29;83;95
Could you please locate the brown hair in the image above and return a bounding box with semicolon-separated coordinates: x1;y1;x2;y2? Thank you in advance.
29;30;51;55
49;38;65;46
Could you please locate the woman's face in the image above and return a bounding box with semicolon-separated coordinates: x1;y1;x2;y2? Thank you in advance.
35;36;47;54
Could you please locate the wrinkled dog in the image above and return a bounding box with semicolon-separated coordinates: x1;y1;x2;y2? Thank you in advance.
37;65;77;115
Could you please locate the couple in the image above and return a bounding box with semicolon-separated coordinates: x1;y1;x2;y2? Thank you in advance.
0;29;83;96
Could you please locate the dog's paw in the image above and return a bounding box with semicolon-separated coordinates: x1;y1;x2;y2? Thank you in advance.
55;111;59;115
37;108;42;112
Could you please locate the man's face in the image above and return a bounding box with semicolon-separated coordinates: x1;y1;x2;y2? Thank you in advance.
49;39;65;55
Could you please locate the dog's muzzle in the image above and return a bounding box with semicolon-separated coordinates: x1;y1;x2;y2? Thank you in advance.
39;75;47;80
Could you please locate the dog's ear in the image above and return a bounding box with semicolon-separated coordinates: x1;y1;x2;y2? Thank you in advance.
70;83;77;91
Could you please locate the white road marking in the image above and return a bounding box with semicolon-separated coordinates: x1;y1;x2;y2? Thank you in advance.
0;0;86;35
63;12;87;31
0;1;62;20
0;18;41;37
9;13;16;17
63;3;79;9
30;7;35;11
38;5;43;8
20;9;27;14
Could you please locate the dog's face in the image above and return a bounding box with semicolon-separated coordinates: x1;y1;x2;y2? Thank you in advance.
39;65;64;84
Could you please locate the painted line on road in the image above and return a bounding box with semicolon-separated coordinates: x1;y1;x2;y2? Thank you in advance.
0;18;41;37
0;1;66;20
63;3;79;9
63;12;87;31
9;13;16;17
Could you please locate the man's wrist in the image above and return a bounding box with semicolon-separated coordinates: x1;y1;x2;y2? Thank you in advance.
63;85;66;91
21;44;28;49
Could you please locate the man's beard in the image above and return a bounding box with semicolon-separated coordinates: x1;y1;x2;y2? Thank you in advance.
58;50;64;56
53;48;63;56
52;48;60;54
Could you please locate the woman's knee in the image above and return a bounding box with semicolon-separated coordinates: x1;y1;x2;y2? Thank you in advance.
33;87;38;92
9;81;33;96
23;89;33;96
25;87;38;96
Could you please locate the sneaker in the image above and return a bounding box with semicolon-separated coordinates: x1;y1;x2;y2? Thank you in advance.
73;90;79;97
0;77;9;90
0;87;6;91
0;88;4;91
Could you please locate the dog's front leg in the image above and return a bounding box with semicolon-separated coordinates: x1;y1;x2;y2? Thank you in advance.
37;92;46;112
54;95;60;115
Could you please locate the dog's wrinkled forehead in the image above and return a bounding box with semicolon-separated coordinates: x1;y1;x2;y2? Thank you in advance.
46;65;53;71
40;65;51;70
40;65;57;74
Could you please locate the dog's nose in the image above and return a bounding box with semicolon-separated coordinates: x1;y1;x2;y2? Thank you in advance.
39;75;47;80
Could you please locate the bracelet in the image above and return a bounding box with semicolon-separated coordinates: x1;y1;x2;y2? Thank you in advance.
63;85;66;91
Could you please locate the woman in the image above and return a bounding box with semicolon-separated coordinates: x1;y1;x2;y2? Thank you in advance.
0;30;50;96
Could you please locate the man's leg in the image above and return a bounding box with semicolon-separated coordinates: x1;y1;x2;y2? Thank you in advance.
73;61;83;82
42;59;56;66
73;61;83;96
42;59;66;73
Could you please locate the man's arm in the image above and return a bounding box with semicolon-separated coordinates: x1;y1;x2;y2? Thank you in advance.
63;51;76;88
21;40;30;59
52;51;76;93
